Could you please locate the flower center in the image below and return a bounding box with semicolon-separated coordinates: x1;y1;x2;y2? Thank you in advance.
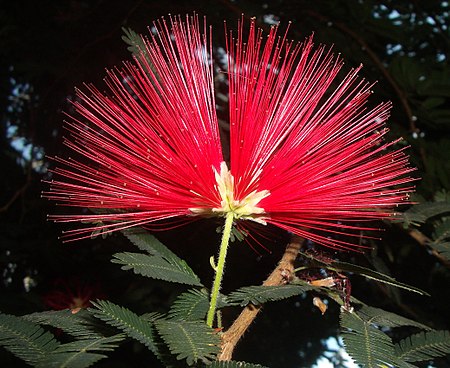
190;162;270;224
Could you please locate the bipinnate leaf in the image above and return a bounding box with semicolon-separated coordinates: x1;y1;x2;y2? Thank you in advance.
340;310;406;368
117;229;202;286
168;289;210;321
209;361;269;368
227;284;313;306
395;330;450;362
402;201;450;226
121;27;147;57
112;252;202;286
357;305;432;330
37;334;125;368
299;251;428;295
155;319;220;365
0;312;59;365
89;300;157;353
23;309;102;339
122;228;180;261
429;241;450;260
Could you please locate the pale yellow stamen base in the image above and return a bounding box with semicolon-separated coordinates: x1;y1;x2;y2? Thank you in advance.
190;162;270;224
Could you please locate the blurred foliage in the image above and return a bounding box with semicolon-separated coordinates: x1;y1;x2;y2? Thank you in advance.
1;0;449;367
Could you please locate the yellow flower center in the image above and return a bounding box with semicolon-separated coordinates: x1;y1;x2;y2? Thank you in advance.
190;162;270;224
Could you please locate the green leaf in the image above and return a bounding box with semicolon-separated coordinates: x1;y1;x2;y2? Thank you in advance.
433;218;450;243
328;260;428;296
155;320;220;365
112;252;202;286
402;202;450;226
227;284;313;307
37;334;124;368
395;330;450;362
0;312;59;365
120;228;202;286
122;228;179;261
121;27;147;57
89;300;157;353
340;310;405;368
298;252;428;295
168;289;210;321
429;241;450;260
357;305;431;330
23;309;102;339
209;361;269;368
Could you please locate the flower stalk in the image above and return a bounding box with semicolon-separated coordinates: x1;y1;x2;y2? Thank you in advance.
207;211;235;327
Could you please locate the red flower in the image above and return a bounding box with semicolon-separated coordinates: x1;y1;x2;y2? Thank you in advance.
45;15;415;249
43;278;104;312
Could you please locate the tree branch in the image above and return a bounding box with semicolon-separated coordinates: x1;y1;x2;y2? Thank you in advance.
218;236;304;361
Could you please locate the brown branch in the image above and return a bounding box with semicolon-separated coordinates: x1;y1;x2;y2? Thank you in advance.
218;236;304;361
0;165;32;214
0;182;30;213
407;228;450;268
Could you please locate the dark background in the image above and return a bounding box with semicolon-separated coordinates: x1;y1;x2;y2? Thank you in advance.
1;1;449;367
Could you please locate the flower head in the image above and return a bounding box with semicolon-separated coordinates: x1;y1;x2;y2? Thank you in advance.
45;15;415;249
43;278;104;312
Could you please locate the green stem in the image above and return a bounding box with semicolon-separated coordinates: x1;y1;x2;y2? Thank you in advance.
206;211;234;327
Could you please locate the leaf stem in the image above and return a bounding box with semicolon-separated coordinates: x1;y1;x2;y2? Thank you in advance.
207;211;234;327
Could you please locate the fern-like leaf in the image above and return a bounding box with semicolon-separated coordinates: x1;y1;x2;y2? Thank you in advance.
117;229;202;286
112;252;202;286
0;312;60;365
155;319;220;365
37;334;124;368
23;309;102;339
430;241;450;260
121;27;147;57
329;260;428;295
89;300;157;353
340;310;406;368
122;228;182;262
168;289;210;321
395;330;450;362
227;284;313;306
357;305;431;330
402;201;450;226
209;361;269;367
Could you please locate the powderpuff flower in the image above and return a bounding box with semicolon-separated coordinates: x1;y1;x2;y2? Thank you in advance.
43;278;104;312
44;15;415;250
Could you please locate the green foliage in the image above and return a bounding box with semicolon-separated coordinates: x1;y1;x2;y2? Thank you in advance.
121;27;147;57
340;310;405;368
168;288;210;321
23;310;102;339
155;319;220;365
209;361;269;368
340;305;450;367
402;202;450;227
36;334;124;368
298;252;428;295
227;284;313;306
89;300;158;353
0;312;60;366
395;330;450;363
430;241;450;260
115;229;202;286
356;305;431;331
112;252;202;286
0;312;123;368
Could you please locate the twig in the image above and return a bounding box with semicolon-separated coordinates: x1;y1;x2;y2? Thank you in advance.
218;236;304;361
407;228;450;268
